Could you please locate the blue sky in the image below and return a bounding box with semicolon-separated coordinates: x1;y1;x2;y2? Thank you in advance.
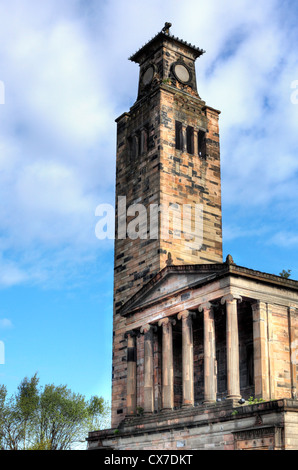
0;0;297;406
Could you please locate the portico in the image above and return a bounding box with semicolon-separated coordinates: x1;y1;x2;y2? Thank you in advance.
127;300;246;414
121;259;298;417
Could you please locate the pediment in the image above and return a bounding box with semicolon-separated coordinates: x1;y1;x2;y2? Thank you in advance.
120;263;227;316
118;256;298;316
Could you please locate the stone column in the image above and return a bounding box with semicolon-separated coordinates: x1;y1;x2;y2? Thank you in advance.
199;302;217;403
140;324;156;414
251;301;270;401
126;331;137;415
288;306;297;399
193;129;198;156
182;123;187;153
221;294;242;400
158;317;176;410
177;310;195;407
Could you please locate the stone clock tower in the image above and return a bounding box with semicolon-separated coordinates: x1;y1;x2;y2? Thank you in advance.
114;24;222;309
112;23;222;426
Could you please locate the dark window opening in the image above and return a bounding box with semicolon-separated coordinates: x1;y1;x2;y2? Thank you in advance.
137;132;142;156
129;127;149;161
175;121;183;151
186;126;194;154
132;135;138;160
141;126;149;154
198;130;206;158
247;344;254;386
127;136;133;162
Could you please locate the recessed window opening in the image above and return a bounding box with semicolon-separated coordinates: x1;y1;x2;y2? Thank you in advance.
175;121;183;151
198;130;206;158
186;126;194;154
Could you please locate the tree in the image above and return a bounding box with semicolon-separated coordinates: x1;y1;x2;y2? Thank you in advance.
16;373;39;449
0;382;32;450
0;374;110;450
279;269;292;279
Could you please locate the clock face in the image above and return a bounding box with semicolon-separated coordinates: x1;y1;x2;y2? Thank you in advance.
173;64;190;83
142;66;154;86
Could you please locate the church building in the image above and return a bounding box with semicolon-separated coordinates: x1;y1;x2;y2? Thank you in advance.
87;24;298;451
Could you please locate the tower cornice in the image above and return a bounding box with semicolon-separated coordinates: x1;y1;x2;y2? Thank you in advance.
129;30;205;64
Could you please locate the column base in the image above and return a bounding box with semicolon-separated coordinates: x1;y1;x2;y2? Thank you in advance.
182;402;194;408
203;399;216;404
125;413;137;418
227;395;241;400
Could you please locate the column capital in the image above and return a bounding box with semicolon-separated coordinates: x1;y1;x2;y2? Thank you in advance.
177;310;196;321
158;317;176;327
251;300;261;310
221;293;242;305
124;329;139;339
198;301;215;312
140;324;157;334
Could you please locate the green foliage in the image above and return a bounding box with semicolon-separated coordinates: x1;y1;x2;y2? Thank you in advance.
247;396;265;405
0;374;110;450
87;395;110;432
17;373;40;449
27;439;52;450
279;269;291;279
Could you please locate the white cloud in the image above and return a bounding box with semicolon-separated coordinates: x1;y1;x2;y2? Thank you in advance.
269;231;298;248
0;1;117;287
0;319;14;330
0;0;296;287
223;224;269;242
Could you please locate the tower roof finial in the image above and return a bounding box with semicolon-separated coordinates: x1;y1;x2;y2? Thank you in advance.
162;22;172;35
